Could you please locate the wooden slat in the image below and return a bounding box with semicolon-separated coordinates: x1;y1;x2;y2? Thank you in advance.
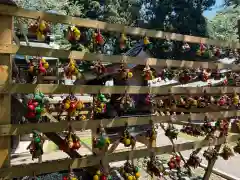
0;134;239;178
0;4;239;48
0;110;239;136
14;45;240;70
1;44;240;70
5;83;240;95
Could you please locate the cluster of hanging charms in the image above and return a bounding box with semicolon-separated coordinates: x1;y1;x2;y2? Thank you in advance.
219;144;234;160
119;160;140;180
66;26;81;42
145;155;164;178
143;35;152;49
146;121;158;145
60;93;85;118
27;131;44;161
201;117;215;134
215;119;229;136
93;161;112;180
119;32;129;51
118;91;135;113
178;69;193;84
28;57;49;76
92;60;106;77
203;147;218;161
196;43;212;58
28;18;50;41
182;42;191;52
94;92;109;114
120;123;136;148
186;150;202;168
64;58;80;79
26;91;46;121
118;64;133;81
93;125;110;151
142;64;155;81
180;119;204;137
167;154;181;170
63;166;78;180
60;124;81;151
233;139;240;154
165;124;179;140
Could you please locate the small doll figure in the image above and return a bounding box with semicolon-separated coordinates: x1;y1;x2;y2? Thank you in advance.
92;60;106;77
142;64;155;81
118;64;133;81
27;131;44;160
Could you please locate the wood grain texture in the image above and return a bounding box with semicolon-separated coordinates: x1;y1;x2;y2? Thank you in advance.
0;4;239;48
0;134;239;178
0;110;239;136
1;44;240;70
0;15;13;168
4;83;240;95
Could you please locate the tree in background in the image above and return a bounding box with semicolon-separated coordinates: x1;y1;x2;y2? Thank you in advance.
207;7;240;42
224;0;239;7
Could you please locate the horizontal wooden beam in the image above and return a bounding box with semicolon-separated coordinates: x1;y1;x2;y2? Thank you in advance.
0;110;239;136
0;134;239;178
0;4;239;49
3;45;238;70
4;83;240;95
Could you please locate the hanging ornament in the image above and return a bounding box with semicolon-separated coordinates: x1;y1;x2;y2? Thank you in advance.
165;125;179;140
167;154;181;170
118;92;135;112
215;119;229;136
146;122;157;143
93;161;112;180
201;117;214;134
143;35;152;49
186;152;202;168
146;155;164;177
27;131;44;160
93;125;110;150
119;160;140;180
63;167;78;180
94;93;108;114
203;148;218;161
67;26;81;42
142;64;155;81
232;92;239;107
145;93;153;105
119;33;128;50
179;69;192;84
118;64;133;81
26;92;46;120
196;43;212;58
28;19;50;41
213;46;221;57
64;59;80;79
61;126;81;151
95;29;105;45
120;124;136;148
219;145;234;160
182;42;190;52
200;69;210;82
92;60;106;77
61;94;84;117
27;57;49;76
233;140;240;154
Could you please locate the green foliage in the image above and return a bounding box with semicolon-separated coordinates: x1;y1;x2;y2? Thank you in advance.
224;0;239;7
207;7;240;42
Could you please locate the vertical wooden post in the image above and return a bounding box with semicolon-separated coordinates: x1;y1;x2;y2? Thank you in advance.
0;15;13;168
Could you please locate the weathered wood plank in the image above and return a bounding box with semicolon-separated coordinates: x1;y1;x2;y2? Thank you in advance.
0;4;239;48
0;15;13;168
0;134;239;178
0;110;239;136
